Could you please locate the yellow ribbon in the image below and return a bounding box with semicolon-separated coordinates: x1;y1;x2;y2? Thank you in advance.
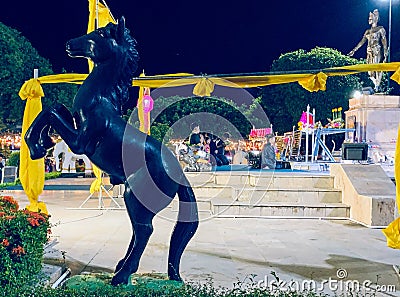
382;124;400;248
89;165;102;194
18;79;47;215
383;218;400;249
390;67;400;84
193;78;215;97
298;72;328;92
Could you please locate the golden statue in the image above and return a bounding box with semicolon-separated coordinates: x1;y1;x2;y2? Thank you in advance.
348;9;388;91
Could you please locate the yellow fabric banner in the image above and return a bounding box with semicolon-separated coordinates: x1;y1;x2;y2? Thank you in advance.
21;63;400;94
87;0;116;186
87;0;115;33
397;124;400;213
382;124;400;248
89;164;103;194
87;0;116;72
298;72;328;92
18;79;47;214
137;73;146;133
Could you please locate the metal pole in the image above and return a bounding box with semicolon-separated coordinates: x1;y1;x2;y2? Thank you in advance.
305;105;310;163
388;0;392;91
96;0;99;29
311;108;315;162
389;0;392;63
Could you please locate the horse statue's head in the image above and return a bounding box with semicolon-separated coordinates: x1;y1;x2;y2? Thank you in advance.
66;16;138;84
66;17;139;113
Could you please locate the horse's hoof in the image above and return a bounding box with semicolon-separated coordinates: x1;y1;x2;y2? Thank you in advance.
111;272;129;286
29;145;47;160
168;265;183;282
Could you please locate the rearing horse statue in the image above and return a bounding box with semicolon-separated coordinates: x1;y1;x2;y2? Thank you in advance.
24;17;199;286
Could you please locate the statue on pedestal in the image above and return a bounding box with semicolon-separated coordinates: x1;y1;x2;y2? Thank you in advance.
348;9;388;91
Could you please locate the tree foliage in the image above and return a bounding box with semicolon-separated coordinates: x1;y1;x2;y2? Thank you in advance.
128;95;267;141
0;22;77;131
260;47;366;133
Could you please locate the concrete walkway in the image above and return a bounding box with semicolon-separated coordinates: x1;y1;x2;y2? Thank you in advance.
4;177;400;295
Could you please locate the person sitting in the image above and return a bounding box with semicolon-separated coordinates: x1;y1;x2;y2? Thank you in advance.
189;123;203;148
261;134;276;169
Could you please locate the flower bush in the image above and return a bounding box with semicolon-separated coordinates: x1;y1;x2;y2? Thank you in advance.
0;195;51;288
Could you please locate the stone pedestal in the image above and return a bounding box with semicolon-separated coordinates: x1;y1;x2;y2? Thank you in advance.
330;164;396;227
345;94;400;161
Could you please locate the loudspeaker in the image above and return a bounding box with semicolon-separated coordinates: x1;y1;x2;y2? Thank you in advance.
342;143;368;161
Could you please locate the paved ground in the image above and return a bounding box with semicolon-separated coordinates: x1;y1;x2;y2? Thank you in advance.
4;177;400;295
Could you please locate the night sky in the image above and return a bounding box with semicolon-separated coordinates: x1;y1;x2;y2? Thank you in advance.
1;0;399;76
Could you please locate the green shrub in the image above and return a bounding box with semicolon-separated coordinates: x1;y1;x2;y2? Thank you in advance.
5;151;19;167
0;277;326;297
45;172;62;180
0;195;50;290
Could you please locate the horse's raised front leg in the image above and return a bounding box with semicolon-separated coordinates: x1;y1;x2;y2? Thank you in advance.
25;104;78;159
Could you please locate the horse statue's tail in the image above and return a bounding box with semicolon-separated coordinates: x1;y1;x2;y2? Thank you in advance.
167;182;199;281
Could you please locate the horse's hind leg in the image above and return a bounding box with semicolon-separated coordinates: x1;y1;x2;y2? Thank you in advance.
111;181;155;286
168;184;199;281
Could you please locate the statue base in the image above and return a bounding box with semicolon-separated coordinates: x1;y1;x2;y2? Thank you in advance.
65;272;183;291
345;94;400;163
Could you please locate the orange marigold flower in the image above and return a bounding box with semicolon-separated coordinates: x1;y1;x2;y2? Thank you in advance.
27;217;40;227
4;215;15;220
23;209;48;222
11;245;25;256
1;239;9;247
1;196;19;211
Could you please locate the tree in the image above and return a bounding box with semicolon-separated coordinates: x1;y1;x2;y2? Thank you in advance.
127;95;267;141
0;22;77;131
260;47;366;134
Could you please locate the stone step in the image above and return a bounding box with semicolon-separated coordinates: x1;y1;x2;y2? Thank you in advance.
213;202;350;218
189;185;341;204
234;188;342;204
172;196;349;218
185;172;216;186
246;175;335;190
192;186;234;199
187;172;336;190
171;197;213;212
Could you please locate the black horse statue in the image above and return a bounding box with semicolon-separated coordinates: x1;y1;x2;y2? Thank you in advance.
24;17;199;286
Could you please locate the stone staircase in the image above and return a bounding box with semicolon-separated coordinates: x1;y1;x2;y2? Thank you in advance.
173;171;350;218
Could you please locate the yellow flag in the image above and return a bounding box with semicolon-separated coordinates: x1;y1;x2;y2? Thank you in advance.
18;79;48;214
87;0;115;33
87;0;116;188
383;124;400;248
87;0;116;72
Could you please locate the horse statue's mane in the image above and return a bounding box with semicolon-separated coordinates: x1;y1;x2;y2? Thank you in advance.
95;21;139;113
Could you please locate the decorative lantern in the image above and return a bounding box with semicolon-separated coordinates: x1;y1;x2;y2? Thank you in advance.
142;87;153;113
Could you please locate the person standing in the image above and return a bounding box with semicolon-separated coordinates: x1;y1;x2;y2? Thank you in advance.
0;154;5;182
261;134;276;169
